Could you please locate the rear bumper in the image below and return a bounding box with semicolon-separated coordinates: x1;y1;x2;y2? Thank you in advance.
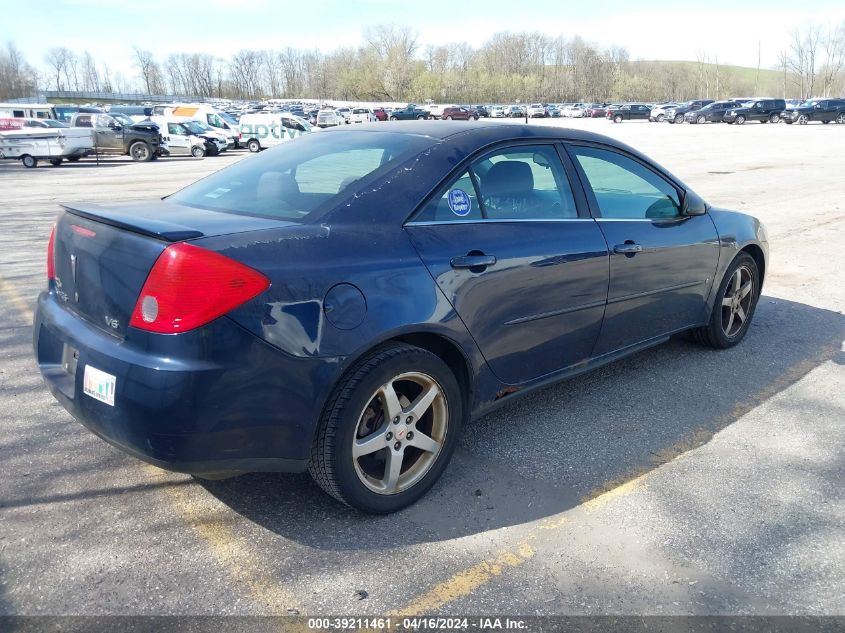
32;292;342;475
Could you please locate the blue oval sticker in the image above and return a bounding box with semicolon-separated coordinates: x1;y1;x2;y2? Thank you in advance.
447;189;472;217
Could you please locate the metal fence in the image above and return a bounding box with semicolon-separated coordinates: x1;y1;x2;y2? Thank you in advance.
6;91;215;104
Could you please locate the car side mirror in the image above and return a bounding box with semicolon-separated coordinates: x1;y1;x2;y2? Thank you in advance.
682;192;707;216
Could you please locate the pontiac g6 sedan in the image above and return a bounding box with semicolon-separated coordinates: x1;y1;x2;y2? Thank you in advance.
34;123;768;513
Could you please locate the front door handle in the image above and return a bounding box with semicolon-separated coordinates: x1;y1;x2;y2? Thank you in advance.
450;254;496;270
613;243;643;255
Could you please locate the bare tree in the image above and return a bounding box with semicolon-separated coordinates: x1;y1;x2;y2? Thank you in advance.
45;46;72;90
820;21;845;96
133;48;165;94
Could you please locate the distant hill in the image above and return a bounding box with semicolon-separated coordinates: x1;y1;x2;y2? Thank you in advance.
630;60;790;98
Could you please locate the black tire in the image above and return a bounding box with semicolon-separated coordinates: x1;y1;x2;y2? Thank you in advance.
613;114;623;123
674;114;684;124
689;252;760;349
769;113;780;123
389;116;398;121
656;114;665;122
67;156;80;162
446;116;453;120
417;115;426;120
129;141;152;162
49;158;62;166
21;155;37;168
822;120;830;124
697;115;706;124
798;115;809;125
735;115;746;125
191;145;206;158
309;343;463;514
837;113;845;124
247;139;260;153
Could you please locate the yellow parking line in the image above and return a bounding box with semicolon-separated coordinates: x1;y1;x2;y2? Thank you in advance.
391;470;651;615
0;271;302;615
0;275;34;323
389;541;536;616
143;465;304;615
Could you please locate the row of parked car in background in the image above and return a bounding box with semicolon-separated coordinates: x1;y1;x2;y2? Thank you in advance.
0;101;315;168
644;98;845;125
3;94;844;168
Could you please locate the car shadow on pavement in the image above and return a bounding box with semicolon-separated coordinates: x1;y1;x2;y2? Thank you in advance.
199;295;845;549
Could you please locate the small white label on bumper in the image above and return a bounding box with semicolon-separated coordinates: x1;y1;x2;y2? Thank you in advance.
83;365;116;406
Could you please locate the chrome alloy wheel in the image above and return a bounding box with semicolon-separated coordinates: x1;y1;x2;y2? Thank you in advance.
721;265;754;337
352;372;448;495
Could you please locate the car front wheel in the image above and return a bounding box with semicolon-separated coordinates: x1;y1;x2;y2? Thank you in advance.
689;252;759;349
129;141;152;162
309;343;463;514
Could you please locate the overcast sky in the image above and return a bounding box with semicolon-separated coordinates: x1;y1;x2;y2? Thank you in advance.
3;0;844;78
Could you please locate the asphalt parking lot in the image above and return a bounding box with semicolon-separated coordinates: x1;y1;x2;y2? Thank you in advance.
0;118;843;618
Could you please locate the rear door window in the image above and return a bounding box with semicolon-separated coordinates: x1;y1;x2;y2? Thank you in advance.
412;145;578;223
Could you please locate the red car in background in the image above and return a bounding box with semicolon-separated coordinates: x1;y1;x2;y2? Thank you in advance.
373;108;388;121
441;106;479;120
584;104;608;118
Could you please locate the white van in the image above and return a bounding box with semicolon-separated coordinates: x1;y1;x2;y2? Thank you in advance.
238;112;311;152
148;116;225;158
162;104;242;148
0;103;58;120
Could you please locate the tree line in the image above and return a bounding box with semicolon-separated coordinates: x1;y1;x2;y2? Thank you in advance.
1;22;843;103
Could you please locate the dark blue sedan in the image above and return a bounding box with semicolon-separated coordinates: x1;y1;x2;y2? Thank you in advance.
34;122;768;513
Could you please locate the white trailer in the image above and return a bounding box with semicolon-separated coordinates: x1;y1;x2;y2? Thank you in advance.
0;122;94;168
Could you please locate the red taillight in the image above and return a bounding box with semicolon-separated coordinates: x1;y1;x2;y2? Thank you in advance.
47;225;56;280
130;243;270;334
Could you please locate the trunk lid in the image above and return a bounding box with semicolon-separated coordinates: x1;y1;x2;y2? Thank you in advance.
54;200;295;337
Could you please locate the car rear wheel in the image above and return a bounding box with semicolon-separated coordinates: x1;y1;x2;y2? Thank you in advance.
689;252;759;349
446;116;453;120
674;114;684;124
49;158;62;166
247;139;261;152
309;343;463;514
21;154;37;168
67;156;81;162
417;115;426;120
822;120;830;124
769;113;780;123
837;113;845;124
129;141;152;162
389;116;398;121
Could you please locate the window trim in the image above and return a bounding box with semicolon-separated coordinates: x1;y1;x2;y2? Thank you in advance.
405;139;591;226
563;141;687;221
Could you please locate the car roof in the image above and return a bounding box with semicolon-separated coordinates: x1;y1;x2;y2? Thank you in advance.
321;120;635;145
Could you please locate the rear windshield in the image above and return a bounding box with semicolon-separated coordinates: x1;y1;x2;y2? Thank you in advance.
170;131;436;222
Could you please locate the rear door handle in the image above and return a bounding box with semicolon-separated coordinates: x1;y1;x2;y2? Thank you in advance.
450;254;496;270
613;243;643;254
